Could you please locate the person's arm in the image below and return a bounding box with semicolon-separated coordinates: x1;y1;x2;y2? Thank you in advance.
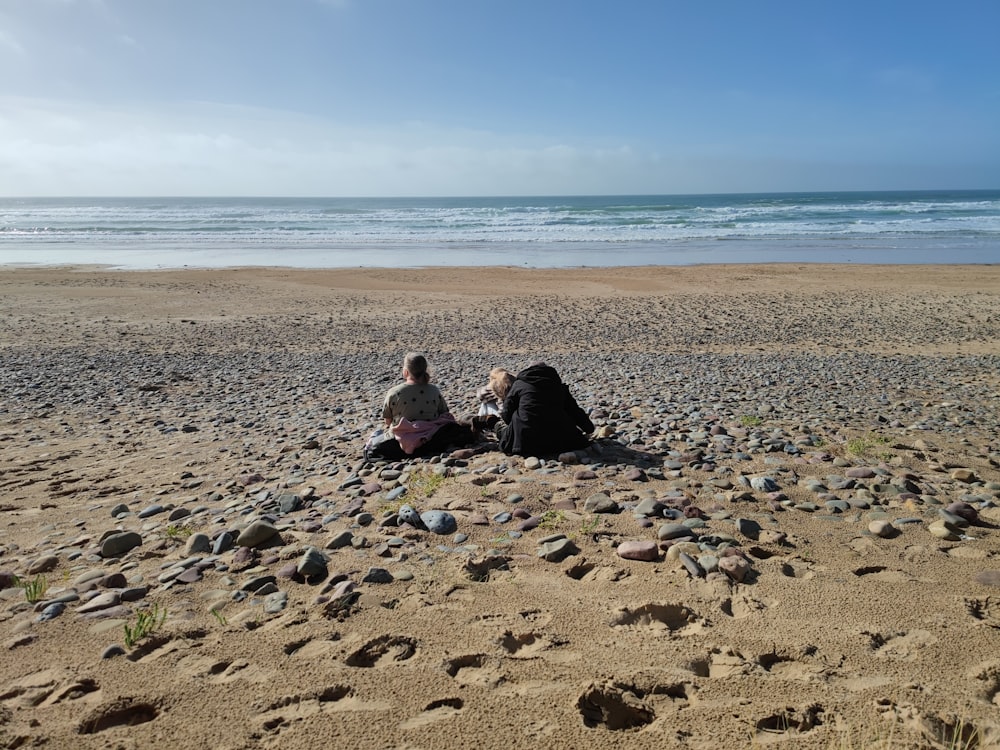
382;392;394;427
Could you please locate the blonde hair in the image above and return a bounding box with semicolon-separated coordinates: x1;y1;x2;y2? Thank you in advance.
403;352;430;383
489;368;514;401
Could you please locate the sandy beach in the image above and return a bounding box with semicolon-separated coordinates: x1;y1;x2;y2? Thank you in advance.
2;263;1000;749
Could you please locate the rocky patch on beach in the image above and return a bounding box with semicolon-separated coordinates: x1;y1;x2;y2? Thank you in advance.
1;266;1000;749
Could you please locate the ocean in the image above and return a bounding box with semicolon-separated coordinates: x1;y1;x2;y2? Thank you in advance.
1;190;998;269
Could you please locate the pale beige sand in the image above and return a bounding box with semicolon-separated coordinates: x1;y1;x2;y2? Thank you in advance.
1;264;1000;749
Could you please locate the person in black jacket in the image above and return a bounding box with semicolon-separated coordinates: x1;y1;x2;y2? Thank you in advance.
495;362;594;456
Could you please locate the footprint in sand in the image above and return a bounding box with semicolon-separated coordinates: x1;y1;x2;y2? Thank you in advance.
254;686;354;736
608;602;709;635
497;630;566;659
876;699;999;748
967;658;1000;706
77;696;162;735
344;634;418;668
442;653;506;688
720;592;772;619
398;697;464;730
576;679;690;730
754;703;825;744
862;629;937;660
172;655;274;684
0;668;101;709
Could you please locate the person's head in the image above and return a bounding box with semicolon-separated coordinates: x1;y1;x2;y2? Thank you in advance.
489;367;515;401
402;352;430;384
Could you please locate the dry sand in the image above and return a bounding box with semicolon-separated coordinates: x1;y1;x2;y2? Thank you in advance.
1;264;1000;749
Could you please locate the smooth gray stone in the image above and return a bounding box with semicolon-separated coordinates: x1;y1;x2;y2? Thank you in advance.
37;602;65;621
241;575;277;592
678;552;703;578
168;507;191;521
296;547;328;578
100;531;142;558
278;494;302;514
420;510;457;535
538;537;578;562
137;504;166;519
750;476;779;492
236;521;278;548
658;523;694;541
254;582;279;597
185;533;212;555
362;567;394;584
101;644;126;659
735;518;761;539
583;493;618;514
325;531;354;550
77;591;121;613
213;532;235;555
109;503;129;517
386;486;407;502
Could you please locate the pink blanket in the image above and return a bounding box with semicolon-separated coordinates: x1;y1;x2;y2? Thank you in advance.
392;413;457;455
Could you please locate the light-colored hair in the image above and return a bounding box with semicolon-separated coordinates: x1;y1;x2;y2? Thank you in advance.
489;367;514;401
403;352;430;383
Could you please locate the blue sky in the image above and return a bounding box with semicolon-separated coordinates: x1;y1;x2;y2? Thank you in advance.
1;0;998;196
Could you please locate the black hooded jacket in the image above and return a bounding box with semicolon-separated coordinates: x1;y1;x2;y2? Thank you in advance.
498;364;594;456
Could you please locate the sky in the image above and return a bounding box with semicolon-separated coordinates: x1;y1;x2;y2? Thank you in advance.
0;0;998;197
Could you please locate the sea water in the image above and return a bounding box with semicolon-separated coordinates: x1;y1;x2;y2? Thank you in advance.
1;191;998;269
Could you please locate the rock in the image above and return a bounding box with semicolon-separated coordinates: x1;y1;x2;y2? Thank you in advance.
296;547;329;579
750;476;779;492
362;567;394;583
868;520;895;538
213;531;235;555
77;591;121;614
950;468;978;483
678;552;703;578
583;493;618;514
100;531;143;558
524;457;542;470
236;520;279;548
109;503;129;517
185;533;212;555
420;510;457;535
734;518;761;540
101;645;126;659
26;555;59;575
718;555;750;582
325;530;354;550
928;520;961;541
538;536;578;562
658;523;694;541
137;504;166;519
616;541;659;562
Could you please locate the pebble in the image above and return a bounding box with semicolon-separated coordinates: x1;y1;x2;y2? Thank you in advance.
420;510;457;535
236;521;279;548
100;531;143;558
616;540;659;561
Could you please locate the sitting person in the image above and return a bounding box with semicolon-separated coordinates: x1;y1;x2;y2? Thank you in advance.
365;352;474;460
494;362;594;456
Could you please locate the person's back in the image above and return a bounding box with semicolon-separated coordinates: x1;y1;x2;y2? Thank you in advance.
498;363;593;456
383;381;447;427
